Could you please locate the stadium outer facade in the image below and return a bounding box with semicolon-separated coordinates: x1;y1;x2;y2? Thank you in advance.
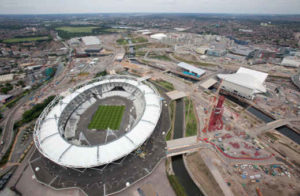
33;75;162;168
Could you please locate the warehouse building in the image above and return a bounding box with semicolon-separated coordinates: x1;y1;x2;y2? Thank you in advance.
217;67;268;100
281;57;300;68
0;74;14;82
206;49;227;57
0;94;13;103
115;53;125;62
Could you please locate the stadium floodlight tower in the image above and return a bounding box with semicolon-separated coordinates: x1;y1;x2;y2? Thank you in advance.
33;75;162;168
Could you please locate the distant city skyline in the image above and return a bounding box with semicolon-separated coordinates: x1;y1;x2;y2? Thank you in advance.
0;0;300;15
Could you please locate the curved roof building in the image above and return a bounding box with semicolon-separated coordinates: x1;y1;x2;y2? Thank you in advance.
33;75;162;168
218;67;268;100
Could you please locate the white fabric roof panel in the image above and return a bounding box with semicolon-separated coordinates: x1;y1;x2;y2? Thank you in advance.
126;121;154;145
59;146;98;166
236;67;268;83
40;135;70;161
34;76;161;168
218;67;268;93
145;94;160;106
177;62;206;77
82;36;101;46
142;107;161;124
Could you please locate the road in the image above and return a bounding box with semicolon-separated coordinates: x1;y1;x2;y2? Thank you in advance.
0;40;71;162
0;89;40;160
201;150;235;196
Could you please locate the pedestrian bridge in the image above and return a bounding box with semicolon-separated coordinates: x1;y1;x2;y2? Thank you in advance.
166;136;210;157
252;118;294;135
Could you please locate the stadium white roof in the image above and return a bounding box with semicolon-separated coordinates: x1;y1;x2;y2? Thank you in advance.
81;36;101;46
218;67;268;93
34;76;161;168
177;62;206;77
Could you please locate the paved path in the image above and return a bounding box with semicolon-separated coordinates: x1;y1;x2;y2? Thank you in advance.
200;150;234;196
115;159;175;196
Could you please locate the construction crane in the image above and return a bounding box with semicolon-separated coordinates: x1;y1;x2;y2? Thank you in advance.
199;79;225;139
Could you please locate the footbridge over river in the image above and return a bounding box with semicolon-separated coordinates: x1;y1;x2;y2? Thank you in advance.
166;136;210;157
165;118;299;157
251;118;299;136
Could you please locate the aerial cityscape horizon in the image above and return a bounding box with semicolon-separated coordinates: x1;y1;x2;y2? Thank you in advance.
0;1;299;196
0;0;300;15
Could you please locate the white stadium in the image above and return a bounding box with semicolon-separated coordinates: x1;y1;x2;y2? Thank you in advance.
33;75;162;168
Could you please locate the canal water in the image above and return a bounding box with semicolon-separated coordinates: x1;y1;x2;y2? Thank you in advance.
223;94;300;145
171;99;204;196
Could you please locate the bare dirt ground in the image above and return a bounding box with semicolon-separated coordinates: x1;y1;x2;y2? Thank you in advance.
185;151;224;196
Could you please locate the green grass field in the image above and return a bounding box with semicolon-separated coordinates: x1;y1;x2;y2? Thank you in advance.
88;105;125;130
3;36;50;43
55;26;99;33
184;98;197;137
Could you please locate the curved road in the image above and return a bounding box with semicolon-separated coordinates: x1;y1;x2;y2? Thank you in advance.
0;40;71;162
0;89;40;160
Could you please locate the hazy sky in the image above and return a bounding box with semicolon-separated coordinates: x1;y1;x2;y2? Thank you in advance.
0;0;300;15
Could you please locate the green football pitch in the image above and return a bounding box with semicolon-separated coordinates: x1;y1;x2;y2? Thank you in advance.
88;105;125;130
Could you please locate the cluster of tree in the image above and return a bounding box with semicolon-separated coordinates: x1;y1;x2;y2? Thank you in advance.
14;95;55;129
0;83;13;94
95;71;107;78
16;80;25;88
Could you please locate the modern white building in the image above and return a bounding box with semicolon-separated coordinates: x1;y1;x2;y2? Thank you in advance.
177;62;206;78
150;33;167;40
81;36;101;46
81;36;102;53
217;67;268;100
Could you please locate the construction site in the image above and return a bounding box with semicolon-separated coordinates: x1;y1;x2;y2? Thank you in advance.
110;31;300;196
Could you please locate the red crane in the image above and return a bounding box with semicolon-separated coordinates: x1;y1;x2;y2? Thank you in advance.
200;80;225;138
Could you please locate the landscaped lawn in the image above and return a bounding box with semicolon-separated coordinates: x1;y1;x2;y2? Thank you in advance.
88;105;125;130
55;26;99;33
3;36;50;43
155;80;175;91
185;98;198;136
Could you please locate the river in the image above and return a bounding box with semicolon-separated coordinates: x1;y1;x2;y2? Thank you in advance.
171;99;204;196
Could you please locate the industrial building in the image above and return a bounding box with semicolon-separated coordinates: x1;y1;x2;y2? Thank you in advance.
0;74;14;82
177;62;206;78
281;57;300;68
195;47;209;55
217;67;268;100
115;53;125;62
0;94;13;103
206;49;227;57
